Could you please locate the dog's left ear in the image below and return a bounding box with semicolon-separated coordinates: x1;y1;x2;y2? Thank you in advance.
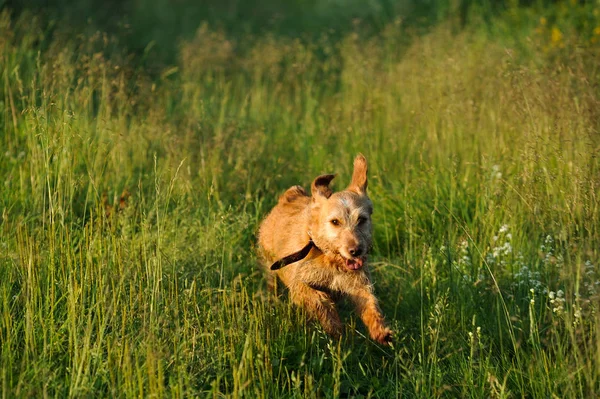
311;174;336;200
348;154;368;194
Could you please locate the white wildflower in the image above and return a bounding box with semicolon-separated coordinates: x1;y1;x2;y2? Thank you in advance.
492;165;502;180
573;303;582;327
502;242;512;255
549;289;566;315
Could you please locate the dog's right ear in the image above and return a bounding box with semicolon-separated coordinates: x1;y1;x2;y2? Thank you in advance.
348;154;368;194
311;174;336;200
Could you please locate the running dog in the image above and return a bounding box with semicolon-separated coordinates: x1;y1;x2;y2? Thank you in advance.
258;154;392;344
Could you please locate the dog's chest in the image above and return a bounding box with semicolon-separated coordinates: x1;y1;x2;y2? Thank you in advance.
298;262;368;293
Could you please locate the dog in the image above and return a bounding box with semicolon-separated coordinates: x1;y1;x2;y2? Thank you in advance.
258;154;392;345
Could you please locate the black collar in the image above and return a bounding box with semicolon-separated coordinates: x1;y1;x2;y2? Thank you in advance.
270;240;316;270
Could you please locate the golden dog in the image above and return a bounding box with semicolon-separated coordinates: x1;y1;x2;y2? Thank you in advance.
258;154;392;344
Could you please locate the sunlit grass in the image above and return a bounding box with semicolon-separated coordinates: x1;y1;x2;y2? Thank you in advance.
1;5;599;397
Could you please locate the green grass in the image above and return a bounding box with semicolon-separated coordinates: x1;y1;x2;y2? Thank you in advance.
1;3;600;397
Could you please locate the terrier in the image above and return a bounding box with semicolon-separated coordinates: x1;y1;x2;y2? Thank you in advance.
258;154;392;344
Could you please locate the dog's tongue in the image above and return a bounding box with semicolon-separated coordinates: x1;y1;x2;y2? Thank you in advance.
345;257;364;270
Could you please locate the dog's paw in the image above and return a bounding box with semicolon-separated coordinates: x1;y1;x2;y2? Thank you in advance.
371;327;393;345
322;318;343;338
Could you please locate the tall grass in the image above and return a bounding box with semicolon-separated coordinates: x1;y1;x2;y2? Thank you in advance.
1;3;600;397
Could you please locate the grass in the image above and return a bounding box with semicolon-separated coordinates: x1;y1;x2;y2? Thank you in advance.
1;2;600;397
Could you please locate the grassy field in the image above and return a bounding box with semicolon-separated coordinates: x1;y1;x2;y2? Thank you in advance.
1;1;600;397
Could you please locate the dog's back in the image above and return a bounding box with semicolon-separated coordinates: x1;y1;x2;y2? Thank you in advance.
258;185;311;266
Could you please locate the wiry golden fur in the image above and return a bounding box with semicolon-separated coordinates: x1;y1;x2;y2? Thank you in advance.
258;154;392;344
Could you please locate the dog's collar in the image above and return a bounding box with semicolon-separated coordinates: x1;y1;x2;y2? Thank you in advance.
270;240;316;270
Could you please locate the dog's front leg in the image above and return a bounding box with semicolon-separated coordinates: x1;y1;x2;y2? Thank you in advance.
289;282;343;337
349;289;392;345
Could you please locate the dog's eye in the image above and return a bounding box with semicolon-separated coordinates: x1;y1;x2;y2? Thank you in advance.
330;219;340;226
357;217;367;225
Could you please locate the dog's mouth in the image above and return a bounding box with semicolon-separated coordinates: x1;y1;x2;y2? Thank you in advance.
344;257;364;271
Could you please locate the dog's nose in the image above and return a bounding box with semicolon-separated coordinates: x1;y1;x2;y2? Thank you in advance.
349;247;361;257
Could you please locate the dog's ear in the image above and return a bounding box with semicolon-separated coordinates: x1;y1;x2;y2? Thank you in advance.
348;154;368;194
311;174;336;200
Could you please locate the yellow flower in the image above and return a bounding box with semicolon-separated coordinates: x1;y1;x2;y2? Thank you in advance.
594;27;600;36
551;27;563;45
540;17;547;26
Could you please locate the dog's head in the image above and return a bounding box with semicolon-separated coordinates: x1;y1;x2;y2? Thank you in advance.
308;154;373;271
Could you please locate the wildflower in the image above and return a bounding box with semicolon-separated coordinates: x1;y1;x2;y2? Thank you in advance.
514;266;544;293
551;27;563;46
455;239;477;284
540;17;547;26
556;254;564;268
491;165;502;180
499;225;509;234
457;240;471;268
549;290;565;315
585;260;594;275
573;302;582;327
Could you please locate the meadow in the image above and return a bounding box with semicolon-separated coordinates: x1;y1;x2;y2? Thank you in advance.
1;1;600;397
